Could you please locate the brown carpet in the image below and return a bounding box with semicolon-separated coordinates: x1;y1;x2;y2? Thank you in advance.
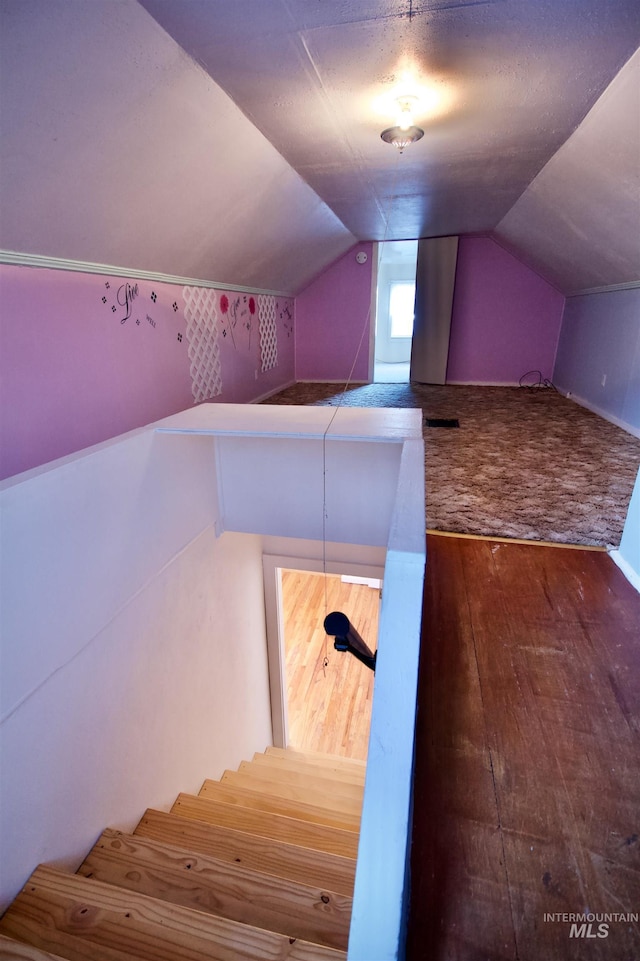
264;382;640;547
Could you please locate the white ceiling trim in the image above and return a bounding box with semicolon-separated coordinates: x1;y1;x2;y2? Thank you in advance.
4;250;638;301
566;281;640;298
0;251;294;298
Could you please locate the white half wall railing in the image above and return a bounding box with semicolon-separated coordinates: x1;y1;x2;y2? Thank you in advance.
1;403;425;960
347;435;426;960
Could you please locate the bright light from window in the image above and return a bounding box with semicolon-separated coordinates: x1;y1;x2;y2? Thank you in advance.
389;282;415;338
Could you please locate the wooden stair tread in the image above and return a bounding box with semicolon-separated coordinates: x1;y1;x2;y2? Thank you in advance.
236;761;364;800
220;770;363;816
251;753;365;786
171;794;359;859
79;829;351;951
1;753;363;959
265;747;366;773
134;809;356;896
0;933;68;960
0;865;346;961
198;779;360;832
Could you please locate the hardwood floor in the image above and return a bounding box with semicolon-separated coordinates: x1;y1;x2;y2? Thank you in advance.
407;533;640;961
281;569;379;761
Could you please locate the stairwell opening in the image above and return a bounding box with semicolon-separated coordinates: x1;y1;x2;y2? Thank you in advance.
262;555;384;762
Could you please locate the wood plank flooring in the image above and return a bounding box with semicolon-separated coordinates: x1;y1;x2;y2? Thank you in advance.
281;570;378;761
407;533;640;961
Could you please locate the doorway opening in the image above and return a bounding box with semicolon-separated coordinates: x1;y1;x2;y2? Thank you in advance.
374;239;418;383
263;555;384;761
281;569;380;761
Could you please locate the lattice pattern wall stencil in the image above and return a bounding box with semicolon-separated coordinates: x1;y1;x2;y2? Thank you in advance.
259;295;278;372
182;286;223;402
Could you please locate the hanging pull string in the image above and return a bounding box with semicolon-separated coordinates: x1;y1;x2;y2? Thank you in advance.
320;149;404;673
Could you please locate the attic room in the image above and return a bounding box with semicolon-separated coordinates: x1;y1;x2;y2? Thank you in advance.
0;1;639;960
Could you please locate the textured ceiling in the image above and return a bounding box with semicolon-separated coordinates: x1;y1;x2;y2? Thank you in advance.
0;0;355;293
494;49;640;294
1;0;638;294
140;0;640;250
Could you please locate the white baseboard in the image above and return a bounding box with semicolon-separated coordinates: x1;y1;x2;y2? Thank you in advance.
608;550;640;593
557;389;640;439
294;379;368;385
341;575;382;589
445;380;521;387
249;380;297;404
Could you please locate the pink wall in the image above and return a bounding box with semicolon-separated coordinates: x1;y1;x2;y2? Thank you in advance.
295;243;373;382
294;236;564;387
0;265;294;479
447;236;565;384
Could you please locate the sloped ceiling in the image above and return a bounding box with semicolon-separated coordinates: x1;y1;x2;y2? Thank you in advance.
139;0;640;292
0;0;355;293
494;49;640;294
1;0;639;294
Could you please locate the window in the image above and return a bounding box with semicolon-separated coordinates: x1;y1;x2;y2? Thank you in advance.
389;282;415;338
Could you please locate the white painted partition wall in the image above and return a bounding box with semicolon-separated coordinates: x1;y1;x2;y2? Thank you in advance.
1;403;425;960
0;429;271;908
610;465;640;592
0;427;274;913
348;436;426;960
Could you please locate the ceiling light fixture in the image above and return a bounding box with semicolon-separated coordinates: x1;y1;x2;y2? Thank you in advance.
381;95;424;153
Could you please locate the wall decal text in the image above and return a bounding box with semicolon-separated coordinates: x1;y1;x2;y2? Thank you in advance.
117;282;139;324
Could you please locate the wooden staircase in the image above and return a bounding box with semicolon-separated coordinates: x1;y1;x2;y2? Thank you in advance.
0;748;366;960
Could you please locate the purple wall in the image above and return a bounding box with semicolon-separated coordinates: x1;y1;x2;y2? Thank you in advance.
295;243;373;382
446;236;565;385
294;236;564;387
554;287;640;432
0;265;294;479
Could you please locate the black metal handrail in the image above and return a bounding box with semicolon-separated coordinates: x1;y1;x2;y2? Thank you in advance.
323;611;377;672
